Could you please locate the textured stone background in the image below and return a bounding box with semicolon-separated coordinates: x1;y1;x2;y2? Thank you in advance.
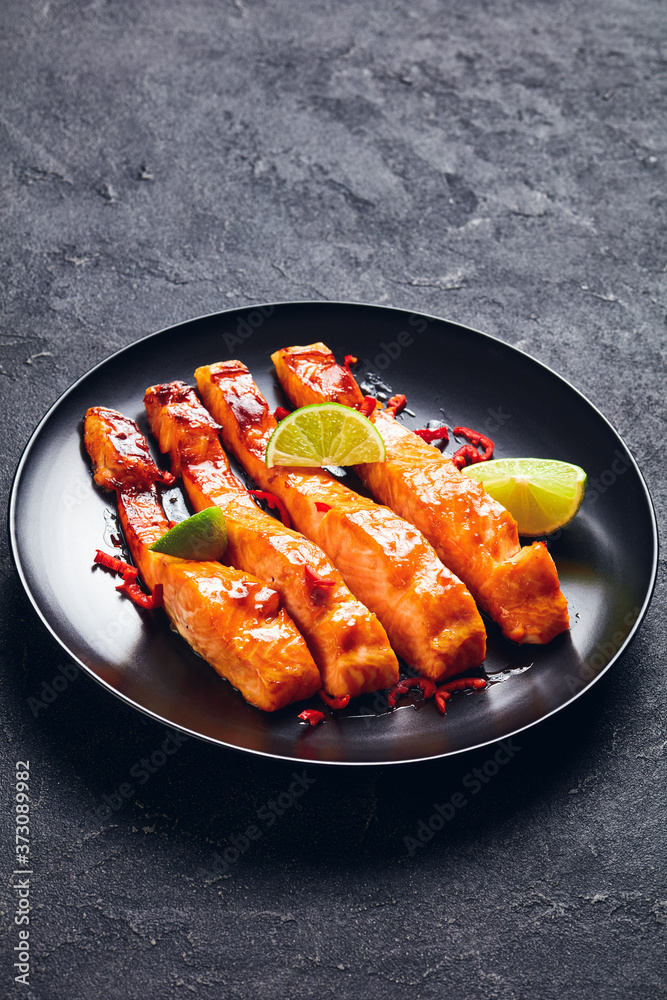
1;1;665;997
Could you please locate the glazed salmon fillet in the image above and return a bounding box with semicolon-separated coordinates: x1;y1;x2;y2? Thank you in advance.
84;406;321;711
144;381;398;698
194;362;486;682
272;343;569;645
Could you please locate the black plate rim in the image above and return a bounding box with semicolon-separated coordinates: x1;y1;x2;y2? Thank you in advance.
8;300;659;765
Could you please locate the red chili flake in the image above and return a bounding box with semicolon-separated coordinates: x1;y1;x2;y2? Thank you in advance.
274;406;291;422
439;677;488;694
158;470;176;487
386;393;407;417
93;549;138;580
435;688;452;714
248;489;291;528
298;709;325;727
453;426;494;462
304;565;336;588
434;678;486;714
414;426;449;444
315;501;332;512
387;684;402;708
115;577;163;610
388;676;438;708
358;395;377;418
319;690;351;710
452;444;482;469
343;354;358;374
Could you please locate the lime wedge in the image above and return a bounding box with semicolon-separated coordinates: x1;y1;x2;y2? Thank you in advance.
265;403;386;468
462;458;587;536
149;507;227;560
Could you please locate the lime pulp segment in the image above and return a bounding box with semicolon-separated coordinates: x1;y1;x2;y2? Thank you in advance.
265;403;386;468
149;506;228;561
462;457;587;536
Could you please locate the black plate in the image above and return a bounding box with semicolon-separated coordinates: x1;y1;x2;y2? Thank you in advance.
9;302;658;765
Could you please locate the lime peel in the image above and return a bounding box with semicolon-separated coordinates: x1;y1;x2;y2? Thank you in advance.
149;506;228;561
265;402;386;468
462;458;587;536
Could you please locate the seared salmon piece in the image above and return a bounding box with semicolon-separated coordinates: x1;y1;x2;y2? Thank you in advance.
272;343;569;645
84;406;321;711
144;381;398;698
194;362;487;681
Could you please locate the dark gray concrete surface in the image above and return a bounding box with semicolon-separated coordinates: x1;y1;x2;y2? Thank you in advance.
1;2;665;997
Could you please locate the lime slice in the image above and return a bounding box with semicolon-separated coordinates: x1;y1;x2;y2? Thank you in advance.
265;403;386;468
462;458;587;536
149;507;227;560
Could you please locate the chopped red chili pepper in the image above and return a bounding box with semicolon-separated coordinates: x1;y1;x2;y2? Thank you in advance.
273;406;291;422
115;578;163;610
343;354;358;374
388;676;437;708
93;549;138;580
403;677;437;698
452;444;482;469
248;489;291;528
386;393;407;417
319;690;351;710
434;678;486;714
297;709;325;727
158;470;176;487
439;677;488;693
305;564;336;588
453;427;494;462
315;501;332;512
358;395;377;418
435;688;452;714
387;683;403;708
414;426;449;444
